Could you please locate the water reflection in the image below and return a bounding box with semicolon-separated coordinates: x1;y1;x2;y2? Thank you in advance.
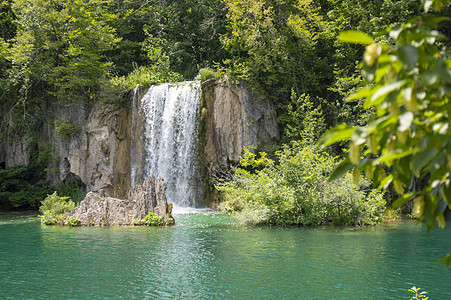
0;213;450;299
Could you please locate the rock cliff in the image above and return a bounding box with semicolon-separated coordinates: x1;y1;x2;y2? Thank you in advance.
68;175;170;226
199;77;279;204
200;77;279;167
0;79;279;207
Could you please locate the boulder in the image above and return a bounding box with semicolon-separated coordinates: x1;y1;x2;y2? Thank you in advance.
69;175;172;226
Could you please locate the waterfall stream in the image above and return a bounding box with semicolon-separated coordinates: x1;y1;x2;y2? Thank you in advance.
138;81;202;208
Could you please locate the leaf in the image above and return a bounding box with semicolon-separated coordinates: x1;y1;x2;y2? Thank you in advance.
437;253;451;268
389;26;403;40
329;159;353;181
399;45;419;69
442;181;451;206
424;16;451;25
346;86;372;102
392;192;417;208
435;63;451;84
374;149;416;166
369;80;408;104
374;27;391;38
423;0;434;12
412;148;437;174
318;124;355;148
378;174;393;190
338;31;373;45
398;111;414;132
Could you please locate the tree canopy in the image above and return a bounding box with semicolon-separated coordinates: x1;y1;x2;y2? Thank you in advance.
0;0;450;249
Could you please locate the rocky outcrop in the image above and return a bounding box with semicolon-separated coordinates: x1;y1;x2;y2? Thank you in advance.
199;77;279;204
200;77;279;167
47;98;135;198
0;135;31;169
68;175;171;226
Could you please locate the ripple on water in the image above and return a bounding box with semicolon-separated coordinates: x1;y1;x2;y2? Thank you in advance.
0;212;450;299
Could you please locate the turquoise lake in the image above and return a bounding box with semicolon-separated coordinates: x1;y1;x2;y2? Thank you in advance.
0;211;450;299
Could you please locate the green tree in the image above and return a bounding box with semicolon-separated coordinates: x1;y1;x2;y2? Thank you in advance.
0;0;16;40
277;90;326;143
320;0;451;266
324;0;423;131
222;0;334;100
100;0;158;76
8;0;119;104
142;0;228;79
218;143;386;226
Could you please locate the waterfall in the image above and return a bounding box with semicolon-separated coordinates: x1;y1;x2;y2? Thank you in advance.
130;87;139;189
139;81;202;208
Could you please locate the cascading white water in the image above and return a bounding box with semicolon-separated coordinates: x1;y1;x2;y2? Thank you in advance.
140;81;202;208
130;87;139;189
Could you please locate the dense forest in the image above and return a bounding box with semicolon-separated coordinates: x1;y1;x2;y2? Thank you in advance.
2;0;439;132
0;0;450;234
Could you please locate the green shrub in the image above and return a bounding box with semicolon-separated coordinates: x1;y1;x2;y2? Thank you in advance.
64;217;81;227
164;213;175;226
39;192;75;225
109;65;184;91
382;207;401;222
54;118;78;140
56;177;86;205
0;165;53;209
144;212;163;226
40;210;59;225
217;142;386;226
197;67;221;81
132;219;144;226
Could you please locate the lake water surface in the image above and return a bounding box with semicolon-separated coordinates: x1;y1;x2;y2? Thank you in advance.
0;211;450;299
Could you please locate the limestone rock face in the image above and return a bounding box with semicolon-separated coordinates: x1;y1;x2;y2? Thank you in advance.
199;78;279;204
0;135;31;168
0;80;279;207
200;77;279;167
39;92;139;199
128;175;168;218
69;175;169;226
0;97;133;198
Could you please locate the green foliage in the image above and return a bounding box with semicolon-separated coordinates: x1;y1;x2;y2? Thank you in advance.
132;219;144;226
0;37;8;62
39;192;75;225
54;118;78;140
319;0;451;266
64;217;81;227
409;286;428;300
222;0;334;101
218;143;386;226
0;0;16;40
55;177;86;205
144;212;163;226
197;67;221;81
8;0;119;104
109;65;183;92
382;207;402;222
164;214;175;226
142;0;228;79
277;91;327;143
0;165;53;209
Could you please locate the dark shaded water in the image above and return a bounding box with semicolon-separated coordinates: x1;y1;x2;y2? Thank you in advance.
0;211;450;299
